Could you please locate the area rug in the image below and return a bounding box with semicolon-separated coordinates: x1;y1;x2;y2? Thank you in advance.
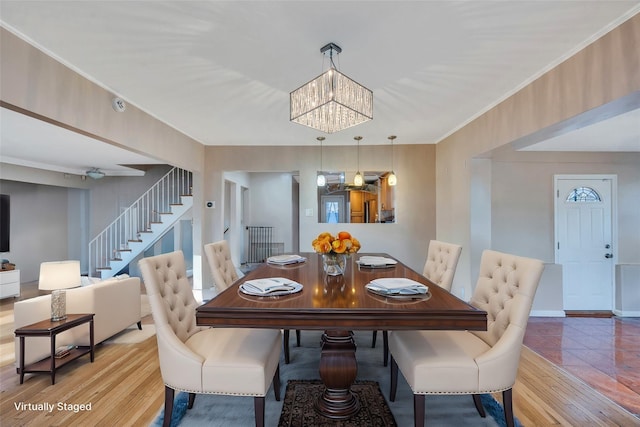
150;330;523;426
278;380;395;426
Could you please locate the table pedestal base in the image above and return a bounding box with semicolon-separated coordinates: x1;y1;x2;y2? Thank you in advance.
315;330;360;419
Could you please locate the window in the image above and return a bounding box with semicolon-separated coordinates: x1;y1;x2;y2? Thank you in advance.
566;187;601;203
325;201;340;223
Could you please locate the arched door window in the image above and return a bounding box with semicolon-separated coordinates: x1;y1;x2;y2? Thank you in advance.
566;186;601;203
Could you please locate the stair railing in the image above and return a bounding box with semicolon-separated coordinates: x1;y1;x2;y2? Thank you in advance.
88;167;192;277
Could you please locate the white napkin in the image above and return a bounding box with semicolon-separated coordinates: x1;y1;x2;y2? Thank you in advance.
241;278;297;294
357;256;397;266
267;254;306;265
366;278;428;295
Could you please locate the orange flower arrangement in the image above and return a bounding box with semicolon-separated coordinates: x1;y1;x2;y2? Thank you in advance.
312;231;361;255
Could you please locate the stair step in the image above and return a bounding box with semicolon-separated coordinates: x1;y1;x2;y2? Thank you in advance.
89;167;193;280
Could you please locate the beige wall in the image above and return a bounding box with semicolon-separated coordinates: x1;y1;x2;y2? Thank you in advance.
490;151;640;263
489;151;640;314
436;14;640;297
248;172;295;252
204;144;436;273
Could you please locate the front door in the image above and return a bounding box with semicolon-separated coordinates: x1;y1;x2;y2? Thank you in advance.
556;176;615;311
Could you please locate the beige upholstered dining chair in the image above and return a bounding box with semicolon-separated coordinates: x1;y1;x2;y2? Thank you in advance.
421;239;463;292
204;240;239;292
388;249;544;427
139;250;281;427
372;240;462;365
204;240;299;364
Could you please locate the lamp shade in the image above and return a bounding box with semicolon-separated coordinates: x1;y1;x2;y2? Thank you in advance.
38;260;81;290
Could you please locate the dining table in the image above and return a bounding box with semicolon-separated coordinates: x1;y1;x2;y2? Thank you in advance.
196;252;487;420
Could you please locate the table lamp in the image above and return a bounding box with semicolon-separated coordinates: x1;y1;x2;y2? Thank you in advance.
38;260;81;321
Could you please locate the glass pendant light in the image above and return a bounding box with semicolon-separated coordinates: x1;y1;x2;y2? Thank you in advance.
353;136;364;186
387;135;397;186
354;172;364;186
317;136;326;187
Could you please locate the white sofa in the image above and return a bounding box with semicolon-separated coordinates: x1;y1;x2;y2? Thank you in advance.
14;276;142;368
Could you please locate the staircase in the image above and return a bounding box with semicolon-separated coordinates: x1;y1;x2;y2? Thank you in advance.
88;167;193;278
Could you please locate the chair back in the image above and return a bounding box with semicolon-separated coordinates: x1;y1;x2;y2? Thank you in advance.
138;250;203;343
204;240;239;291
469;250;544;347
422;240;462;291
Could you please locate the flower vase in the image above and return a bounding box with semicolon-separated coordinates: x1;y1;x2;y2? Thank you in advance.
322;253;347;276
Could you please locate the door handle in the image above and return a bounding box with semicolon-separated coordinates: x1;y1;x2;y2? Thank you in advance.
605;253;613;259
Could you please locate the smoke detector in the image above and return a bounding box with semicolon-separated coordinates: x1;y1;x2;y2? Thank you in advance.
112;97;126;112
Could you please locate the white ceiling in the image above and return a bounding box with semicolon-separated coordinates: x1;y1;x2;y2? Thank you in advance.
0;107;164;176
0;1;639;176
521;107;640;152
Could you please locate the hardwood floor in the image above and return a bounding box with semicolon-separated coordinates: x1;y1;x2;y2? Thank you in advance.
523;316;640;417
0;283;162;427
1;285;638;426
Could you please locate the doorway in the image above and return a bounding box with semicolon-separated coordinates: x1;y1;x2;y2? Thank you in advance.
320;195;345;223
555;175;617;311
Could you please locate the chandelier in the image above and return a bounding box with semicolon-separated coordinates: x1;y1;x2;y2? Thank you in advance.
290;43;373;134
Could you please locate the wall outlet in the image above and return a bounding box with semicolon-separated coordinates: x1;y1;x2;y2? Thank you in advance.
305;208;313;217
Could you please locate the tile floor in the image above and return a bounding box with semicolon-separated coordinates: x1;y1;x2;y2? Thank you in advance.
524;316;640;417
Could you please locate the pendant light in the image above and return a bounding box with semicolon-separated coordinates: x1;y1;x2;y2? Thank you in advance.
353;136;364;186
387;135;397;186
316;136;326;187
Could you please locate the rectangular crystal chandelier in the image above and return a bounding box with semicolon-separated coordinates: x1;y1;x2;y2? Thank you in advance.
290;43;373;134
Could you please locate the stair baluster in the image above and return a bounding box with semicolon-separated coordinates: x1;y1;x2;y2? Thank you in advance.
88;167;193;278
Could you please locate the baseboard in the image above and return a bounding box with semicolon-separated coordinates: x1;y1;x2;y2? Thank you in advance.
530;310;566;317
531;309;639;318
565;310;613;318
613;309;640;317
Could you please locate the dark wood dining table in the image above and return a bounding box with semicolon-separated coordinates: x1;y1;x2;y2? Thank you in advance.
196;252;486;420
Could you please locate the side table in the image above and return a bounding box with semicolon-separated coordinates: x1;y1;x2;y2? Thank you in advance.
15;313;95;385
